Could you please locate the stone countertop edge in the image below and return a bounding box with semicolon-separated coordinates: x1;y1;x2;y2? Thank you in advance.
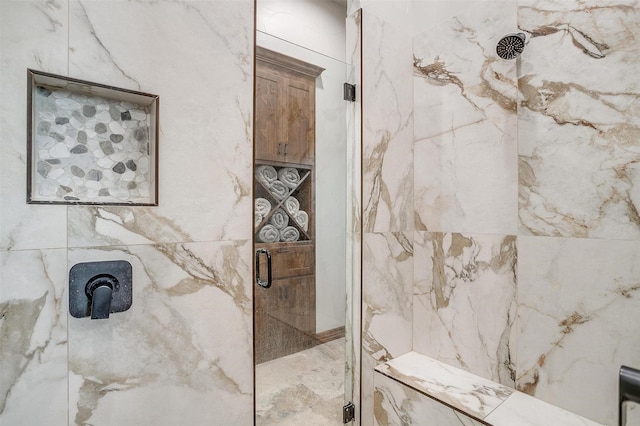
374;352;605;426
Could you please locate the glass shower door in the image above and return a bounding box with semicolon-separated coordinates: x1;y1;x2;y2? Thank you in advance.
253;30;354;424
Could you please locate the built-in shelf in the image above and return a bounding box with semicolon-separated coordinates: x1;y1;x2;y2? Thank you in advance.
27;69;158;205
375;352;604;426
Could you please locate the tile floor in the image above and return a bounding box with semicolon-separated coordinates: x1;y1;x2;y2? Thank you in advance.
256;338;345;425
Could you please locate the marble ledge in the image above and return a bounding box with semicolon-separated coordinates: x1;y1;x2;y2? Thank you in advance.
375;352;603;426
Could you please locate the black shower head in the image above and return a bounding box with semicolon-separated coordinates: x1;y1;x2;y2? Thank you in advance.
496;33;526;60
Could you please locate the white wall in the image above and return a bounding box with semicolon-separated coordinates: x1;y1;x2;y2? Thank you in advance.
257;0;347;62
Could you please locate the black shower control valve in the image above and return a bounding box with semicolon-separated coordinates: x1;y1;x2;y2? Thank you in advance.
85;274;118;298
69;260;133;320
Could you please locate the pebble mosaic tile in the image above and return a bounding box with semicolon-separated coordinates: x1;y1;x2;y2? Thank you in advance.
27;70;158;205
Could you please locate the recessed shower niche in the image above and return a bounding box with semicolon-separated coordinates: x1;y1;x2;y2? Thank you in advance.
27;69;159;205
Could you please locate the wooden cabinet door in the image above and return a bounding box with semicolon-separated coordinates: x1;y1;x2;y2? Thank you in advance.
255;49;321;165
254;275;315;364
255;67;284;162
283;75;315;165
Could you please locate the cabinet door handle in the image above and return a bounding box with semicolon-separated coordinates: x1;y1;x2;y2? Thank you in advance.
278;143;282;155
255;248;272;288
284;143;288;155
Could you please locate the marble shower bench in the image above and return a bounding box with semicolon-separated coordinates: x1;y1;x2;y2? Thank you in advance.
374;352;604;426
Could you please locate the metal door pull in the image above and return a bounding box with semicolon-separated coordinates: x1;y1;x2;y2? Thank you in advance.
255;248;272;288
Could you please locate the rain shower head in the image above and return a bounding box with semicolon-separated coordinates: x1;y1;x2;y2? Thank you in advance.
496;33;526;60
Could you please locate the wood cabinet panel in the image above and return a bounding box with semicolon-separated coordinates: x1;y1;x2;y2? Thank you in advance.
254;276;315;364
254;47;322;364
285;82;313;164
256;242;314;279
255;72;281;163
254;48;322;165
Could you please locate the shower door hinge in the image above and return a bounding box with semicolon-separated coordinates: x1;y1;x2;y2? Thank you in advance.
343;83;356;102
343;402;355;423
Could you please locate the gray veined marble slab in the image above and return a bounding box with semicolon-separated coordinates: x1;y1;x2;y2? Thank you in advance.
374;372;487;426
516;235;640;425
413;232;517;387
68;241;253;425
0;249;68;425
412;2;519;236
362;230;414;425
0;0;69;251
362;9;414;234
484;391;603;426
517;1;640;239
375;352;513;420
68;0;253;244
375;352;605;426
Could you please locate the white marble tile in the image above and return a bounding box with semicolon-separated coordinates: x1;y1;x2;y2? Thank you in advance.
485;391;604;426
0;0;68;251
363;233;413;361
517;2;640;239
359;0;413;31
413;232;517;387
362;10;414;233
1;1;256;425
256;339;344;425
412;0;515;36
376;352;513;420
412;2;518;235
516;236;640;425
374;372;485;426
0;249;68;425
67;241;253;425
67;0;253;246
375;352;605;426
362;231;414;424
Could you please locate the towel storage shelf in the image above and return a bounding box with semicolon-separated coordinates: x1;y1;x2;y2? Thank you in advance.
254;163;313;242
254;47;322;364
254;160;316;363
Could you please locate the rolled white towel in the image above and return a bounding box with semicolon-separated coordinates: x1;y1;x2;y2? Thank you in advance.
278;167;301;189
256;165;277;187
269;180;289;200
255;212;263;229
258;224;279;243
284;196;300;215
280;226;300;242
255;198;271;216
294;210;308;232
269;208;289;230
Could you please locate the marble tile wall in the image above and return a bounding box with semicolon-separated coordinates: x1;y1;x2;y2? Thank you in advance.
518;1;640;240
360;4;415;424
374;352;604;426
517;3;640;425
359;1;640;426
412;1;519;235
361;7;414;234
373;371;487;426
0;0;254;424
409;1;640;425
413;232;517;387
517;236;640;424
